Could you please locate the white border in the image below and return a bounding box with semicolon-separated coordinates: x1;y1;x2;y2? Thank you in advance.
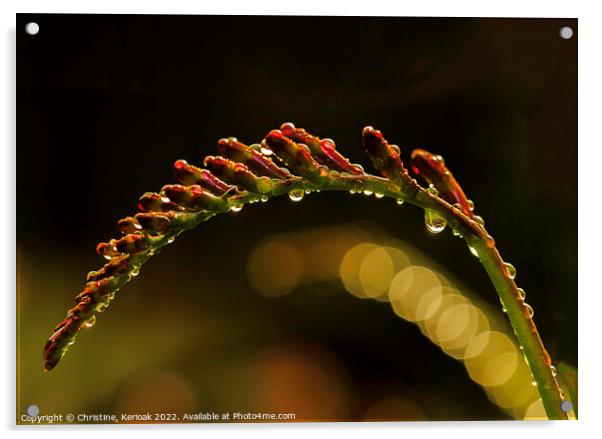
2;1;601;438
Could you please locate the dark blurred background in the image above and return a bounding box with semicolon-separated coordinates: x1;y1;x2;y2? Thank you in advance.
17;15;576;422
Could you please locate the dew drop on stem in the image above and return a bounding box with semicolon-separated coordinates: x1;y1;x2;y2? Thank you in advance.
524;303;534;318
363;189;373;196
289;190;304;202
517;288;526;300
426;186;439;197
504;262;517;279
467;199;475;211
396;199;404;205
424;209;446;233
231;205;243;212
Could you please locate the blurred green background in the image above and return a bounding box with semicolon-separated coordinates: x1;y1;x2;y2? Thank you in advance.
17;15;576;422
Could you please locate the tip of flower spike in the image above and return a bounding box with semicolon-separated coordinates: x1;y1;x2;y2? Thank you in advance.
174;159;188;170
218;137;237;147
266;129;284;141
280;122;296;137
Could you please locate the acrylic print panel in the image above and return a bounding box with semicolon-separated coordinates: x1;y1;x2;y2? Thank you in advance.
16;14;577;424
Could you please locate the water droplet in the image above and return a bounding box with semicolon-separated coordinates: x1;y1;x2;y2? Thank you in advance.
318;166;329;177
289;190;305;202
354;164;364;173
96;303;109;313
396;199;404;205
256;176;274;193
352;180;364;193
322;138;335;147
328;170;340;178
304;189;311;194
374;192;384;199
531;379;537;387
260;195;269;203
517;288;526;300
467;199;475;211
502;306;507;313
452;203;462;210
424;209;447;233
433;154;445;164
363;189;373;196
550;365;557;377
468;245;479;257
390;144;400;155
260;147;273;156
167;236;175;244
426;186;439;197
231;205;243;212
131;268;140;277
504;262;517;279
349;189;356;195
524;303;534;318
249;143;262;151
83;315;96;328
103;254;113;261
474;215;485;226
452;229;463;238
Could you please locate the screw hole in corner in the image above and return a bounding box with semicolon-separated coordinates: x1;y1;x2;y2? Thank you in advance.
25;22;39;36
559;26;573;40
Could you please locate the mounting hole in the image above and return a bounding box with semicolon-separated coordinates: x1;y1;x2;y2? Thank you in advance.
560;400;573;413
559;26;573;40
25;22;39;35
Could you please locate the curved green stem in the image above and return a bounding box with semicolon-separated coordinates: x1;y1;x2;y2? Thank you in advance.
45;153;568;420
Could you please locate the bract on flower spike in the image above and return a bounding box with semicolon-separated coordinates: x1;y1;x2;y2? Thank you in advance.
203;156;274;194
280;122;363;175
262;129;323;182
173;159;232;195
410;149;474;218
217;137;291;179
362;126;409;181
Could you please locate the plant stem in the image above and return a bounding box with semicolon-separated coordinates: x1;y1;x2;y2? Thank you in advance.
273;173;568;420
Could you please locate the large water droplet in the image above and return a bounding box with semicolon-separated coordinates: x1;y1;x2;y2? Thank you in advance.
504;262;517;279
424;209;446;233
467;199;475;211
249;143;262;151
354;164;365;173
260;147;273;156
524;303;534;318
231;205;243;212
517;288;526;300
474;215;485;226
374;192;384;199
83;315;96;328
289;190;305;202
